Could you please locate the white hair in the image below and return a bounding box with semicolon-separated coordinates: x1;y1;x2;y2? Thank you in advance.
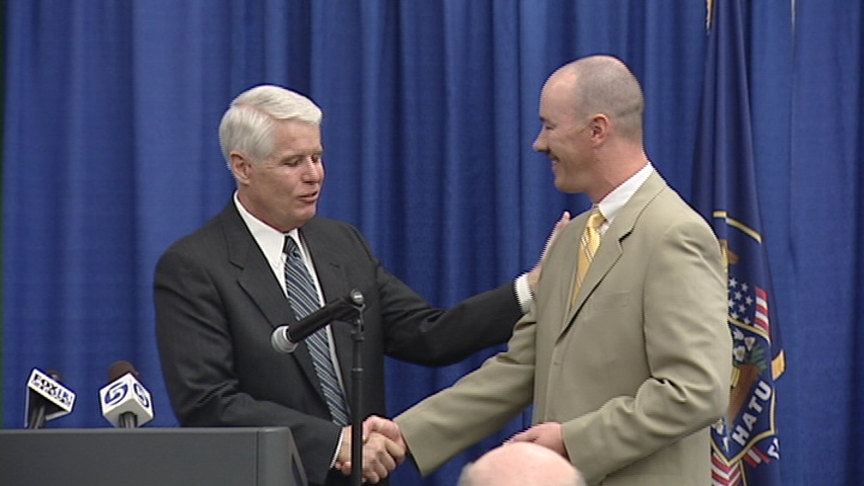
218;85;323;166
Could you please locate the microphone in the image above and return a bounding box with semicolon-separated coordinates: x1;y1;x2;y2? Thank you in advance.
271;289;365;353
25;368;76;429
99;361;154;428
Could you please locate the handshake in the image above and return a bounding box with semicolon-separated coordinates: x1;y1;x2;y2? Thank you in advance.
336;415;406;483
334;416;564;483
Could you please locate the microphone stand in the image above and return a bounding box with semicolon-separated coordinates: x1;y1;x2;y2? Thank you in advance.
26;406;46;429
348;303;366;486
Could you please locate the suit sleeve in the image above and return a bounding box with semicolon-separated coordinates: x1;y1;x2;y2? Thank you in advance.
337;222;524;366
379;270;523;365
154;247;341;485
396;310;538;474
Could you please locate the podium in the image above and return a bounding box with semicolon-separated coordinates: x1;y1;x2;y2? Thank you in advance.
0;427;307;486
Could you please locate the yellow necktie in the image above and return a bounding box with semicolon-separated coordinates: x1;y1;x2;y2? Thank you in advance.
572;207;606;305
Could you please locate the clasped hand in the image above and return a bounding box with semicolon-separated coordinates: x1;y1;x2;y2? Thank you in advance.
336;415;407;483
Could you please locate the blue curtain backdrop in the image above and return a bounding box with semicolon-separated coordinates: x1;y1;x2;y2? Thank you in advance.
2;1;862;485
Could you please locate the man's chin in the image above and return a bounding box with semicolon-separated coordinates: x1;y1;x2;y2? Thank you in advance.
553;179;580;195
282;207;317;231
552;178;570;193
297;206;318;224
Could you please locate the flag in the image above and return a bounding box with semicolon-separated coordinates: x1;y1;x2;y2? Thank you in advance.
693;1;785;485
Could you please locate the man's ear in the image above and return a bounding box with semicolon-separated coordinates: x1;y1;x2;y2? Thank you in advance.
589;114;610;144
230;152;251;185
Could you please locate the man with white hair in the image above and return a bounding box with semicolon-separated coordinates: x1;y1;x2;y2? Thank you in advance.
154;84;563;486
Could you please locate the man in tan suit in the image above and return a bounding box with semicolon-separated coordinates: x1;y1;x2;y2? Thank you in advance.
356;55;732;486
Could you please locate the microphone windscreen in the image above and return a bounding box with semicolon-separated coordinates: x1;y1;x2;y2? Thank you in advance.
108;360;138;382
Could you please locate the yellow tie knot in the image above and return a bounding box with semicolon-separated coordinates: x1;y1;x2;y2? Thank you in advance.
587;207;606;230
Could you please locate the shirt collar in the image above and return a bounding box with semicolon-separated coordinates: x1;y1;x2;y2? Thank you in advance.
597;163;654;226
233;192;302;267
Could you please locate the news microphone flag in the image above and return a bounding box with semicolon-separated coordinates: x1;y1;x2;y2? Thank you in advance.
99;371;154;428
693;1;785;485
25;368;76;427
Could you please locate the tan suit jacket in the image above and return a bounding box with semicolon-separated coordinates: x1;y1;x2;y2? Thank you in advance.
397;172;732;486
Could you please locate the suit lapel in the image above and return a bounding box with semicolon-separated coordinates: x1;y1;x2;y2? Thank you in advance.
219;204;322;398
562;172;668;336
220;204;293;329
299;221;356;402
554;214;586;324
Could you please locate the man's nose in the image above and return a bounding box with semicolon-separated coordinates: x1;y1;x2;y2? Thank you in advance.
533;132;547;152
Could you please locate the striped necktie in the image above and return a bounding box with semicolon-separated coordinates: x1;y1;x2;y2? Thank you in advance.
283;236;349;426
572;206;606;306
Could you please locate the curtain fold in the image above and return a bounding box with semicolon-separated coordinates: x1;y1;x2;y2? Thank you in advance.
784;1;864;484
3;1;863;485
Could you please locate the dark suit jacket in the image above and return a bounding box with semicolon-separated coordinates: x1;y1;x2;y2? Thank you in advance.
154;202;521;486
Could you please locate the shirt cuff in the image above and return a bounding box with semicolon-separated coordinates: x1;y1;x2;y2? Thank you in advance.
514;274;534;314
330;428;345;468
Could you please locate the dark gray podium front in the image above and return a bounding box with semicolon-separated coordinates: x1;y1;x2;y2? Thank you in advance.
0;426;307;486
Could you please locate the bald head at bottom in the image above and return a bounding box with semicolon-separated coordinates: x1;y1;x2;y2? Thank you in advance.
458;442;586;486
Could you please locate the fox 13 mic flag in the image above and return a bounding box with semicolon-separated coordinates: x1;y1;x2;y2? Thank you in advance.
693;1;786;485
